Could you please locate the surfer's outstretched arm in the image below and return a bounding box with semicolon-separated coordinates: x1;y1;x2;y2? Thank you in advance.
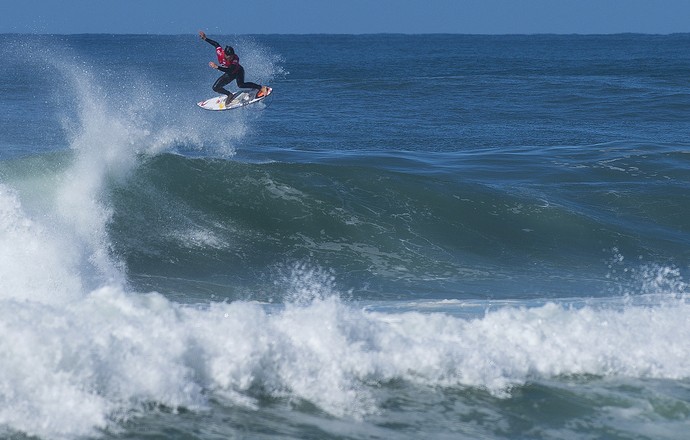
198;31;220;48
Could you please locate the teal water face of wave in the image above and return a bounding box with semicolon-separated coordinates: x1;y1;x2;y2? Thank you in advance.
102;143;690;302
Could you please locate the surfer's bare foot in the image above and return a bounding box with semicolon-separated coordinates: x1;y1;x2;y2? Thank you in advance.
256;86;269;99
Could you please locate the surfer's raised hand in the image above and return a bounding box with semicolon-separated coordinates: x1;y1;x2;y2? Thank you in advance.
198;31;207;40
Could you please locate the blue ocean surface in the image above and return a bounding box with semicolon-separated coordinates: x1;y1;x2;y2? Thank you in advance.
1;33;690;439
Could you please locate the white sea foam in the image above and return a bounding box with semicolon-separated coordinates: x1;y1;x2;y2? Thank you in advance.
1;275;690;439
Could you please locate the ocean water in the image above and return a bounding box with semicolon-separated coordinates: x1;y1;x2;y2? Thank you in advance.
1;33;690;439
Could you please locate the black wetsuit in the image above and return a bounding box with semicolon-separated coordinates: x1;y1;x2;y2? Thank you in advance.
204;37;261;98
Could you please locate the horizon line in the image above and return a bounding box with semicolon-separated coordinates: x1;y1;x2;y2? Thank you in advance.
2;31;689;37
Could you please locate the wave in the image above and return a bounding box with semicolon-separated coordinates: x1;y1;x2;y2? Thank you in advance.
2;37;689;304
3;145;689;440
3;143;690;301
92;145;688;300
1;281;689;439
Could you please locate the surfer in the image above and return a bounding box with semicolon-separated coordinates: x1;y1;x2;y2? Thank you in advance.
199;31;270;104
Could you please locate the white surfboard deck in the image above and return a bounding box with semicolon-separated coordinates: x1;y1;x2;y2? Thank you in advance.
197;87;272;111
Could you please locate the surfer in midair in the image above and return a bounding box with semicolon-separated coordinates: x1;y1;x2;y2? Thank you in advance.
199;31;269;104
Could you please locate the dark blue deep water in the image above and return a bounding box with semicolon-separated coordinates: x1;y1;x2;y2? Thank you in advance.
1;33;690;439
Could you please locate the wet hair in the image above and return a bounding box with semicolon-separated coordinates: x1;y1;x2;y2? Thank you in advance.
224;46;235;56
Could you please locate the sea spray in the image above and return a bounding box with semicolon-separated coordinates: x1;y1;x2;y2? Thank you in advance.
3;39;259;291
0;185;83;303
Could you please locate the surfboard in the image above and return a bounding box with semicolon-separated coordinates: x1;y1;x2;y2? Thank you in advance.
197;87;273;111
